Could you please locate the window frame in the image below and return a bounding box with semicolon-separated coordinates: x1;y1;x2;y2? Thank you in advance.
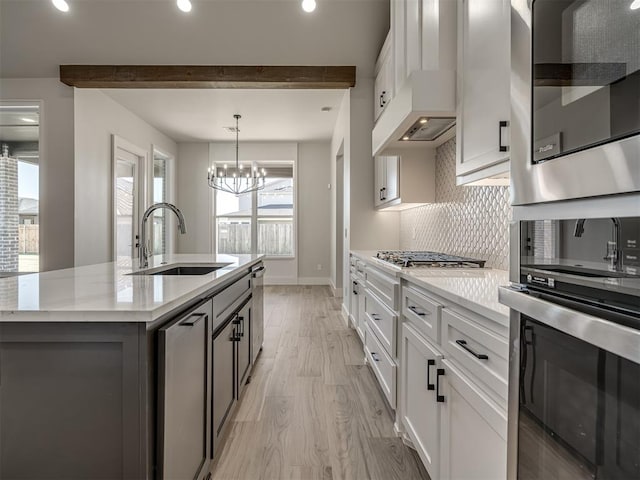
213;160;296;260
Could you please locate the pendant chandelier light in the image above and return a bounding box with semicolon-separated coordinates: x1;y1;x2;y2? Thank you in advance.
207;114;266;196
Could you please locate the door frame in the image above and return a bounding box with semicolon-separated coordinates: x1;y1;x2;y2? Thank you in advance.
112;134;149;262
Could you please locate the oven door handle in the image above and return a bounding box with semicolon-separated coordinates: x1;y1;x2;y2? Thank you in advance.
499;286;640;364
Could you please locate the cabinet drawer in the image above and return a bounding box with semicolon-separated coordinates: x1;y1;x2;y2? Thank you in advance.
365;289;397;357
365;266;399;311
212;273;251;325
441;309;508;404
402;285;442;344
365;322;397;409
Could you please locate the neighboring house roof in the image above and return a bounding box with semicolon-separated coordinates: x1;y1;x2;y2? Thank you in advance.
18;197;38;216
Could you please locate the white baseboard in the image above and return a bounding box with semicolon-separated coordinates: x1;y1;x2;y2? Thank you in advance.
329;279;343;298
341;303;349;326
297;277;330;285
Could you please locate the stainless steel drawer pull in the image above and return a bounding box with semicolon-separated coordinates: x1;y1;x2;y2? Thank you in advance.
180;312;207;326
408;305;430;316
456;339;489;360
371;352;380;362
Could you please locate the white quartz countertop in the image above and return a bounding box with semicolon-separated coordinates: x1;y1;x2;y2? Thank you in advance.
0;254;264;323
350;250;510;325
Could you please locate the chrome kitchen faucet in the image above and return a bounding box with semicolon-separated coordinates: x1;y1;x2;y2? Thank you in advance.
138;202;187;269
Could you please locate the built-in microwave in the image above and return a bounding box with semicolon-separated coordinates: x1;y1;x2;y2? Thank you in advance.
510;0;640;205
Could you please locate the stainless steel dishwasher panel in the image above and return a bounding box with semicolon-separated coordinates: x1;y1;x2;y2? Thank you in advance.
158;299;212;480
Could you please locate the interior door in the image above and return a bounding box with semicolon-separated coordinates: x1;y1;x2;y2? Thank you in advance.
112;135;147;262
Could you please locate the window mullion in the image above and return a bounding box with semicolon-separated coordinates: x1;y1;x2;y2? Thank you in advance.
251;188;258;255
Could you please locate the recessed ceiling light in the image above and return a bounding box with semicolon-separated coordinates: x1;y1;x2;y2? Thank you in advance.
302;0;316;13
419;118;428;124
21;118;37;124
321;106;332;112
177;0;192;13
52;0;69;12
631;0;640;9
402;136;410;141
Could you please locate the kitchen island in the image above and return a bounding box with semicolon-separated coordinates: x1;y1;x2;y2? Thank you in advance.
0;253;265;480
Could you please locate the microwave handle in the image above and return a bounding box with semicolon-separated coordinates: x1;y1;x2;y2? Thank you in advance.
499;121;509;152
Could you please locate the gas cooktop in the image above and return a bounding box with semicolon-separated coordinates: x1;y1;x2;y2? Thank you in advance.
376;250;486;268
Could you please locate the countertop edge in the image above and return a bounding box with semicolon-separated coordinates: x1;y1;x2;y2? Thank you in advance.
0;256;264;323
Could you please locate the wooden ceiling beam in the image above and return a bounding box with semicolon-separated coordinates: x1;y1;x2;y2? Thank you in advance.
59;65;356;89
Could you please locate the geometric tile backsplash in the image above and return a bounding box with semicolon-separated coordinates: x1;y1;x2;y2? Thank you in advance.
399;138;512;271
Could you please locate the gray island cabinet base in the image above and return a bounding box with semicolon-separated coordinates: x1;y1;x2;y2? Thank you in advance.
0;262;262;480
0;321;146;479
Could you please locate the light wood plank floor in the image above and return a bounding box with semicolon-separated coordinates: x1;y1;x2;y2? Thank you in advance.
211;285;429;480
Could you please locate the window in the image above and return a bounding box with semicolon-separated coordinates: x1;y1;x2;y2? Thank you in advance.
214;163;294;257
152;148;172;255
0;103;40;273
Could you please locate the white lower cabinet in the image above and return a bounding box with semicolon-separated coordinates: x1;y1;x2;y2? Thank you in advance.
398;278;508;480
365;322;397;409
439;359;507;480
401;322;443;479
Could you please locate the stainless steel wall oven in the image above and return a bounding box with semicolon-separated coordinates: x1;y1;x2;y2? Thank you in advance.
500;216;640;479
510;0;640;205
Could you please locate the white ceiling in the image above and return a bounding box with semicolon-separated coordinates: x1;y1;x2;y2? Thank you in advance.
102;89;345;142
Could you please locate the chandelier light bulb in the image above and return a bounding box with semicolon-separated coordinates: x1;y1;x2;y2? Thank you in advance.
177;0;192;13
302;0;316;13
52;0;70;12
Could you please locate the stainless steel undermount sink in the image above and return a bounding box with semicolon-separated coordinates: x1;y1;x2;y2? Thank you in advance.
129;263;232;276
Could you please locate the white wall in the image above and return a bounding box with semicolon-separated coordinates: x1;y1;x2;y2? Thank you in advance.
330;81;400;296
177;143;212;254
0;78;75;271
74;89;178;266
298;142;331;284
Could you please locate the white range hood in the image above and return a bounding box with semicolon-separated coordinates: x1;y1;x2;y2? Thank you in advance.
372;0;457;156
372;70;456;156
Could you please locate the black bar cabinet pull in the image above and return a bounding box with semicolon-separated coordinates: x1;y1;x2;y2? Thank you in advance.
353;281;358;295
427;359;435;390
408;305;429;317
371;352;380;362
381;187;386;201
436;368;445;402
238;316;244;337
180;312;207;326
456;339;489;360
499;120;509;152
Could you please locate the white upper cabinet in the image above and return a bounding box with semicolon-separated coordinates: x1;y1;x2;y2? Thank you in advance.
374;32;394;122
374;149;435;210
456;0;511;185
374;155;400;207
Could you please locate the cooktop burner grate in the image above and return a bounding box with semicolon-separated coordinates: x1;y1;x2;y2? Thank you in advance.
376;250;486;268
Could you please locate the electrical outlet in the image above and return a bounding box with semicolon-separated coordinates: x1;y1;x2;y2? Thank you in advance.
317;264;322;271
